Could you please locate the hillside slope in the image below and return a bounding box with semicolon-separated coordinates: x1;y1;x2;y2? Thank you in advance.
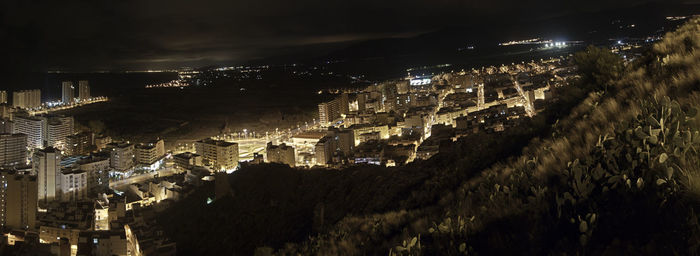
276;18;700;255
158;18;700;256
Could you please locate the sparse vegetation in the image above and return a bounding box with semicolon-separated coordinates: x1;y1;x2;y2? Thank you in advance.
158;18;700;255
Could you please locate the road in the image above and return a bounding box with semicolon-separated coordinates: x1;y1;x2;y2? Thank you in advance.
109;167;180;189
218;121;322;161
28;97;109;115
477;83;485;110
511;76;535;117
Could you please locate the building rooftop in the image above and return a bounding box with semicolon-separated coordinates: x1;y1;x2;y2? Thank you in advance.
292;131;327;140
197;138;237;147
107;142;133;149
173;152;200;159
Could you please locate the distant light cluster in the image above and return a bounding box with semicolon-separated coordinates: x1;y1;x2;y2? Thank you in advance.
543;42;567;48
499;38;542;46
410;78;432;85
666;16;689;21
145;79;189;89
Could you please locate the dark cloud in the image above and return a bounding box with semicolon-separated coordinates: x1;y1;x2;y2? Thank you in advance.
0;0;672;72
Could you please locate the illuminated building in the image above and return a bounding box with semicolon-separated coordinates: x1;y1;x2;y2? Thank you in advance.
12;89;41;109
13;115;44;148
381;83;398;112
124;224;143;256
106;142;134;171
396;81;410;94
265;142;295;167
338;93;349;115
318;93;350;126
356;92;367;111
59;168;87;202
44;115;74;150
0;170;37;230
66;132;95;156
134;139;165;165
0;133;27;166
318;100;340;127
0;118;13;133
0;105;12;120
328;128;354;155
94;135;112;151
34;147;61;207
173;152;202;170
348;124;389;145
291;131;326;146
314;136;333;166
195;138;238;171
94;199;109;231
38;201;94;250
0;90;7;104
77;155;110;196
61;81;75;104
78;80;90;101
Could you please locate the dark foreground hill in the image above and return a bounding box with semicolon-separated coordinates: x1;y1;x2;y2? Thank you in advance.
158;18;700;255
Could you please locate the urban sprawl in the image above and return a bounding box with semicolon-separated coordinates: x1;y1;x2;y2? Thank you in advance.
0;40;646;255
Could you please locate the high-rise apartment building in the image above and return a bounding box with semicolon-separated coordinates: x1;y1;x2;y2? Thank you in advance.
315;136;334;166
78;80;90;101
318;94;350;127
0;90;7;104
34;147;61;207
134;139;165;165
65;132;95;156
0;119;13;133
0;105;12;120
318;100;340;127
195;138;238;171
13;116;44;149
0;133;27;166
44;115;74;150
61;81;75;104
105;142;134;171
0;171;37;230
338;93;349;115
12;89;41;109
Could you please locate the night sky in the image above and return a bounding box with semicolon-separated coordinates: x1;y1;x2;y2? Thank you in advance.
0;0;692;74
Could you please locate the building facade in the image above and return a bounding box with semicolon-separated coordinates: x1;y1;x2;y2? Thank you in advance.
266;142;295;167
13;116;44;149
195;138;238;171
318;99;340;127
66;132;95;156
173;152;202;170
315;136;333;166
12;89;41;109
78;80;91;101
134;139;165;165
60;169;87;202
78;155;111;196
0;90;7;104
62;81;75;104
106;143;134;171
0;171;37;230
0;133;27;166
34;147;61;207
44;115;74;150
